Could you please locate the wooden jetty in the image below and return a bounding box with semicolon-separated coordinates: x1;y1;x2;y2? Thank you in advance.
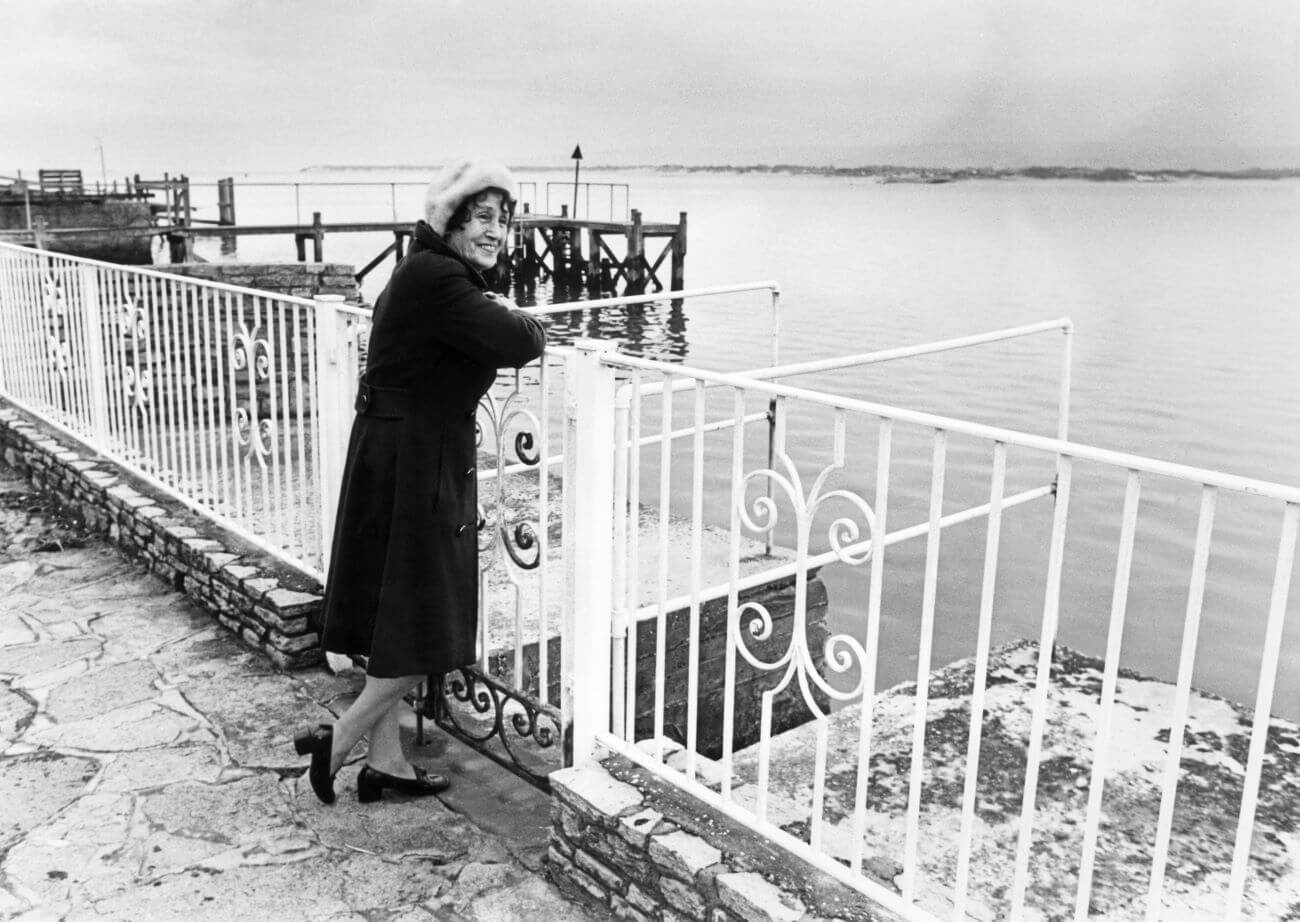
0;174;687;296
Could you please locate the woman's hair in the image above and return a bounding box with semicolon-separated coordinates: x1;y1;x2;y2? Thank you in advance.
445;188;516;234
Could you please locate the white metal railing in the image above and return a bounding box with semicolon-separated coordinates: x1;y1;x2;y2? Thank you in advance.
0;241;369;576
559;340;1300;922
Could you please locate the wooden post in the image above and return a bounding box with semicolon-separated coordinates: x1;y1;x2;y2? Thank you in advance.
586;227;600;290
167;233;186;264
558;205;570;277
523;204;537;277
670;211;687;291
217;177;236;254
570;226;583;283
626;209;644;293
312;211;324;262
295;234;307;262
181;175;193;228
394;230;405;261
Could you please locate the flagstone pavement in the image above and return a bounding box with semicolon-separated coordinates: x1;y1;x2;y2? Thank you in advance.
0;460;608;921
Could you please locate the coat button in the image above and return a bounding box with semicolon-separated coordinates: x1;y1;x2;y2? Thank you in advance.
456;524;467;535
464;410;475;420
464;467;474;478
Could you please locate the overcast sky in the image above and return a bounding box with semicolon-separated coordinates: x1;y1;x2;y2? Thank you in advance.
5;0;1299;177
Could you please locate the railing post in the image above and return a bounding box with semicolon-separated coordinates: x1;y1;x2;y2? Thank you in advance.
312;295;352;572
78;266;110;445
563;339;619;766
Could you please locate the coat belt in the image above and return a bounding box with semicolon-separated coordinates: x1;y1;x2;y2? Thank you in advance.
355;382;408;419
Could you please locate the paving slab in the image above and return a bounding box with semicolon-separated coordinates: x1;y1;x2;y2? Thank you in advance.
0;459;611;921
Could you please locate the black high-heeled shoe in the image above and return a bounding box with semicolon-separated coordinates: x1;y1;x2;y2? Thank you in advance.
293;723;337;805
356;764;450;803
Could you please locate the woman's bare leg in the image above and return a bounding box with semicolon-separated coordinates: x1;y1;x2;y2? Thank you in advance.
364;702;411;776
330;673;422;775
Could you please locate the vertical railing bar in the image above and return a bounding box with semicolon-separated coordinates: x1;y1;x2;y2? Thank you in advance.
953;441;1008;922
280;298;299;551
850;417;892;874
255;297;276;542
1144;485;1217;921
66;265;92;435
1;253;30;404
30;252;52;413
721;386;747;799
1074;469;1142;921
509;376;525;689
29;253;50;410
1224;501;1299;922
0;253;22;400
1009;455;1074;920
810;719;829;852
309;303;327;569
611;376;631;740
25;253;46;407
292;301;310;553
159;275;183;487
216;290;237;519
122;271;143;464
537;357;552;705
1057;323;1073;443
13;252;33;403
198;285;219;514
144;273;167;481
101;269;124;453
177;278;202;500
653;370;673;762
234;292;252;527
266;297;288;551
757;689;774;822
624;368;643;737
170;277;195;493
901;427;947;903
685;379;706;780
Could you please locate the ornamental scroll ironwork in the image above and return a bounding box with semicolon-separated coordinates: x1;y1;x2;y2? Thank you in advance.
424;666;564;791
733;438;882;720
473;369;546;573
40;271;72;397
230;321;277;468
113;297;152;419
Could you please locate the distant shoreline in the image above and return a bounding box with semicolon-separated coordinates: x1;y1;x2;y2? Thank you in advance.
300;163;1300;182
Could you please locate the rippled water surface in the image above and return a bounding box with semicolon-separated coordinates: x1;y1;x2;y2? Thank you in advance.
196;170;1300;716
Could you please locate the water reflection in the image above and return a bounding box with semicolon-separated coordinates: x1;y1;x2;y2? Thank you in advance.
510;278;690;361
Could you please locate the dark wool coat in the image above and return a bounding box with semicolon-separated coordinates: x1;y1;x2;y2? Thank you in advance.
319;221;547;677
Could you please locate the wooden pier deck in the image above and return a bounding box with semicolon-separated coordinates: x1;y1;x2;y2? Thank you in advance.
0;174;687;297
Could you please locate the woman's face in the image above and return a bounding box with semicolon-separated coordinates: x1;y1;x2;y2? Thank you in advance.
445;191;509;271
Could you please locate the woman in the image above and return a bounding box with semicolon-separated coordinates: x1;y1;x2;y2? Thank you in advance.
295;159;546;804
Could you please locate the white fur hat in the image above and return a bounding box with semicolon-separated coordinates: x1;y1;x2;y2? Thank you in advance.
424;159;516;235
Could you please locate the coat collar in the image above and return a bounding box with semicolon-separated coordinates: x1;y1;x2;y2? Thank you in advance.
410;219;488;288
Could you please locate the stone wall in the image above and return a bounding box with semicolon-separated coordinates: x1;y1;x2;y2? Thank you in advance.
0;404;324;669
164;262;362;303
549;755;895;922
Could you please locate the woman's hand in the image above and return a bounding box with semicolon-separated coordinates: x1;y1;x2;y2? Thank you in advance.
483;291;520;310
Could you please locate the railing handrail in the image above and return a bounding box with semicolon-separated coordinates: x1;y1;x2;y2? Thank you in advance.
0;240;333;308
524;280;779;316
603;350;1300;503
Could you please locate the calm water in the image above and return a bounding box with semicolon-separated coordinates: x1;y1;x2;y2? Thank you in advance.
187;170;1300;717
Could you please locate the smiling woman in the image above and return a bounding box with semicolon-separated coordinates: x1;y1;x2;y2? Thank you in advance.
294;158;546;807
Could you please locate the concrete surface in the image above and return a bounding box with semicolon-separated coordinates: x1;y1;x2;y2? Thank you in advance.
0;460;610;921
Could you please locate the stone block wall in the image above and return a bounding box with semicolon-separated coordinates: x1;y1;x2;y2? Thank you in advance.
0;404;324;669
549;755;894;922
164;262;362;303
